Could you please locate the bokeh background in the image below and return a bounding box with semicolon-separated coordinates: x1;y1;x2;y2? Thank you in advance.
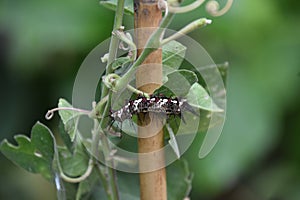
0;0;299;199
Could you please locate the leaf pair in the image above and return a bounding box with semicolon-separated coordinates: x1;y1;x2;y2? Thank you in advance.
0;122;55;181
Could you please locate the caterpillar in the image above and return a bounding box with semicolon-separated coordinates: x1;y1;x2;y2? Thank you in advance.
109;95;198;125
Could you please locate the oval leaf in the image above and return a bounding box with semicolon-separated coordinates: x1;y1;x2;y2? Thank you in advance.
166;124;181;159
186;83;223;112
58;143;89;177
155;69;198;97
58;98;82;141
162;40;186;76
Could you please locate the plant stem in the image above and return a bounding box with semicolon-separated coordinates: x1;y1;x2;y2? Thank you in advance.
96;93;120;200
107;0;125;73
94;0;126;199
98;0;126;115
94;102;119;200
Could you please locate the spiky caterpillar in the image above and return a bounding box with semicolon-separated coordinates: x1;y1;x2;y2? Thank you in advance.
109;95;198;124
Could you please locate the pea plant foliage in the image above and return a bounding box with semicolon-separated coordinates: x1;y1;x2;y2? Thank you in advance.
0;0;231;199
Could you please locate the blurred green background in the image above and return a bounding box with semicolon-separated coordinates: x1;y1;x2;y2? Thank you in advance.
0;0;299;199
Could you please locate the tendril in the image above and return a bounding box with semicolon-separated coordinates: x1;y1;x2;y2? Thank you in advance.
206;0;233;17
113;30;137;61
168;0;205;13
158;0;169;16
119;41;130;51
102;73;120;90
167;0;233;16
59;159;94;183
45;107;91;120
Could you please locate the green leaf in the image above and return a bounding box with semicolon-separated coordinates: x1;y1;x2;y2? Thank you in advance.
58;120;75;153
186;83;223;112
58;142;89;177
100;0;134;15
0;122;55;180
111;57;131;70
113;57;133;76
58;98;82;142
166;124;180;159
162;40;186;76
155;69;198;97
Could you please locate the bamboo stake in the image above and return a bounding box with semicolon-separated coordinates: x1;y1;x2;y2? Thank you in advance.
134;0;167;200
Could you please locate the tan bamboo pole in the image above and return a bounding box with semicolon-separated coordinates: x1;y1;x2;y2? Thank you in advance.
134;0;167;200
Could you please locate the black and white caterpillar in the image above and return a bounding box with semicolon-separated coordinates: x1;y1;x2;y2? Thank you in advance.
109;95;198;124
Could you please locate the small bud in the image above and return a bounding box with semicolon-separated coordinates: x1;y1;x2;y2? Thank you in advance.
206;19;213;24
101;53;109;63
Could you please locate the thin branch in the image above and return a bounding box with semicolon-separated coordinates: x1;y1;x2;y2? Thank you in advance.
161;18;212;45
